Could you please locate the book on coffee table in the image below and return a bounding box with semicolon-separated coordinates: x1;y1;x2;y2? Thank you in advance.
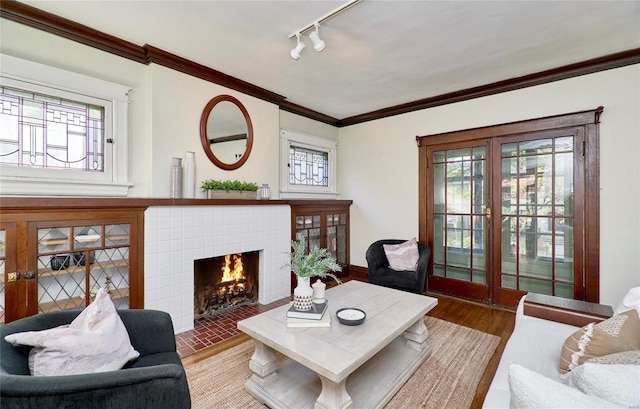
287;310;331;328
286;301;327;320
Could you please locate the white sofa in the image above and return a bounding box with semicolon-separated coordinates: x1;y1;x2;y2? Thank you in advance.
483;289;640;409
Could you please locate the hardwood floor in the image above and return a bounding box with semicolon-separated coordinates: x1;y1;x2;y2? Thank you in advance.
181;285;516;409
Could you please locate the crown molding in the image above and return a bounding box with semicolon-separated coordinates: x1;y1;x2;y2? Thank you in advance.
2;0;638;128
339;48;640;127
142;45;286;105
0;0;147;63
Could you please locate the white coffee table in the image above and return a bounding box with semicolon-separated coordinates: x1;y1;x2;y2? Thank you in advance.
237;280;438;409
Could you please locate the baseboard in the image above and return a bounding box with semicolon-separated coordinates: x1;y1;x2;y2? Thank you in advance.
349;265;368;279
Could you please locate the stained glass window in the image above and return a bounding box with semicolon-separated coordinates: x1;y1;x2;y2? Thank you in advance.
0;86;105;172
289;145;329;187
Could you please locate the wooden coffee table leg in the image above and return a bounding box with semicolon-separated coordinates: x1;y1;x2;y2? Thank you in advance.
403;316;429;351
315;374;353;409
248;340;279;387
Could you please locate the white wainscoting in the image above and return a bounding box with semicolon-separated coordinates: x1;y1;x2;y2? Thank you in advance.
144;205;292;334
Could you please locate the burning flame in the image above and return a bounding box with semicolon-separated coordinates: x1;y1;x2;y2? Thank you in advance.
221;253;245;282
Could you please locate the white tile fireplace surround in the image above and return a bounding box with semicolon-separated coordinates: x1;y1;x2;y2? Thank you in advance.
143;205;291;334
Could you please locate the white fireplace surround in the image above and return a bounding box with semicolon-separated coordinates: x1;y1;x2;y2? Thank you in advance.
144;205;291;334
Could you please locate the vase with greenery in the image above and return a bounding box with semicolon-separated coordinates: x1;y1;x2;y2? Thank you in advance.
200;179;258;199
283;238;341;310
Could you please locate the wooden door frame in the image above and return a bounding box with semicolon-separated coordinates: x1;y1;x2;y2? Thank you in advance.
418;107;603;305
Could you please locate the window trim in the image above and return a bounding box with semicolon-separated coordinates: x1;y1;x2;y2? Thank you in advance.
280;129;338;199
0;54;131;196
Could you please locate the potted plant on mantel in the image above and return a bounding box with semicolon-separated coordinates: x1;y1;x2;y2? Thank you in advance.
283;238;342;311
201;179;258;199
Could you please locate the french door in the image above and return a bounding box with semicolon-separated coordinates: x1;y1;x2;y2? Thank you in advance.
427;140;490;302
418;108;602;307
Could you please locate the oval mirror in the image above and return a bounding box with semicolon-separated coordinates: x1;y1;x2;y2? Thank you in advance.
200;95;253;170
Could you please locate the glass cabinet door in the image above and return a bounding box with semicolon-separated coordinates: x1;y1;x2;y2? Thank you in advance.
295;214;322;251
326;212;348;265
36;223;131;314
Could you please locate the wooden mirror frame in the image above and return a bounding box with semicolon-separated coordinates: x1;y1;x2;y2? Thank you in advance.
199;95;254;171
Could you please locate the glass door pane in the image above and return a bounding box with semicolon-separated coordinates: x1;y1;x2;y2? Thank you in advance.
430;142;488;300
499;135;575;298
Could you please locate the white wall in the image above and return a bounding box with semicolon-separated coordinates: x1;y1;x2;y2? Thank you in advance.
339;64;640;306
148;64;281;198
280;111;340;142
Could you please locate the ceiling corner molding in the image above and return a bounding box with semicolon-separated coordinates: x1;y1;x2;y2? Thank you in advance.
0;0;147;64
143;45;286;105
339;48;640;127
279;100;339;126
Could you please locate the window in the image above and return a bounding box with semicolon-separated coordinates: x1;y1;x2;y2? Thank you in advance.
0;54;131;196
280;129;337;198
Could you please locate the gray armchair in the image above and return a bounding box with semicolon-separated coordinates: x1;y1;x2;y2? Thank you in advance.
366;239;431;294
0;309;191;409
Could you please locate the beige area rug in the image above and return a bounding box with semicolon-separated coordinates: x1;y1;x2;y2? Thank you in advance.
186;316;500;409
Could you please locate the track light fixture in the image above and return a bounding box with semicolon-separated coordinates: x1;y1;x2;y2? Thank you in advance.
308;24;325;52
290;33;306;60
288;0;361;60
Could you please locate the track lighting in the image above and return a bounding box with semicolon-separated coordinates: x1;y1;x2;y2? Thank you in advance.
290;33;306;60
308;24;325;52
288;0;362;60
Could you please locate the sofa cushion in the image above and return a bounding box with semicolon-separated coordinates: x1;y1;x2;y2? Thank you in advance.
383;237;419;271
614;286;640;315
567;359;640;408
559;310;640;374
508;364;621;408
4;288;139;376
587;349;640;365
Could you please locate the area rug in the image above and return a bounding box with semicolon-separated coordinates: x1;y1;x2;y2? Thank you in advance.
186;316;500;409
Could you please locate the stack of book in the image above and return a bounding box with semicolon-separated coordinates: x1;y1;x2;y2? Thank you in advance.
286;301;330;328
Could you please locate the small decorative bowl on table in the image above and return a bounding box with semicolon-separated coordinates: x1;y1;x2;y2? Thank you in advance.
336;308;366;326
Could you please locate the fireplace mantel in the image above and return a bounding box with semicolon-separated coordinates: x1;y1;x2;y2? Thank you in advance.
0;197;290;210
0;197;351;210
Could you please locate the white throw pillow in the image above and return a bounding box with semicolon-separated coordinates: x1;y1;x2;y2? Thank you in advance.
508;364;622;408
615;287;640;315
567;361;640;408
4;288;139;376
383;238;420;271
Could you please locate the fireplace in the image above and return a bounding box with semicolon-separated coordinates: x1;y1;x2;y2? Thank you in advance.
194;251;259;318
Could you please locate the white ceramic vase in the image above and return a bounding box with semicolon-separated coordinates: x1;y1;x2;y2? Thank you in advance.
293;276;314;311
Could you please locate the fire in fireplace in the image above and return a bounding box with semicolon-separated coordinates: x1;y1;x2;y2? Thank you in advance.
194;251;259;318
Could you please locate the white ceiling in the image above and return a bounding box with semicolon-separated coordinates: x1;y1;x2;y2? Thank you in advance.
21;0;640;121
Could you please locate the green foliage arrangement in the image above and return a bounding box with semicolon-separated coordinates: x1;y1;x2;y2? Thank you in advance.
283;238;342;284
200;179;259;192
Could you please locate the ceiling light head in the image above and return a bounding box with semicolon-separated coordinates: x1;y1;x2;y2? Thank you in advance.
290;33;306;60
309;24;325;52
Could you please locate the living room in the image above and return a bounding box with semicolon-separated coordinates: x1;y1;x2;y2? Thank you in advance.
1;1;639;408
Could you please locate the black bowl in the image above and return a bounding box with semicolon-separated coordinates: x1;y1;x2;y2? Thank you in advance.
336;308;366;326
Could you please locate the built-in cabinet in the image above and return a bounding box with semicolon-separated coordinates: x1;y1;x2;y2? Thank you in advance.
0;207;145;323
289;200;352;290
